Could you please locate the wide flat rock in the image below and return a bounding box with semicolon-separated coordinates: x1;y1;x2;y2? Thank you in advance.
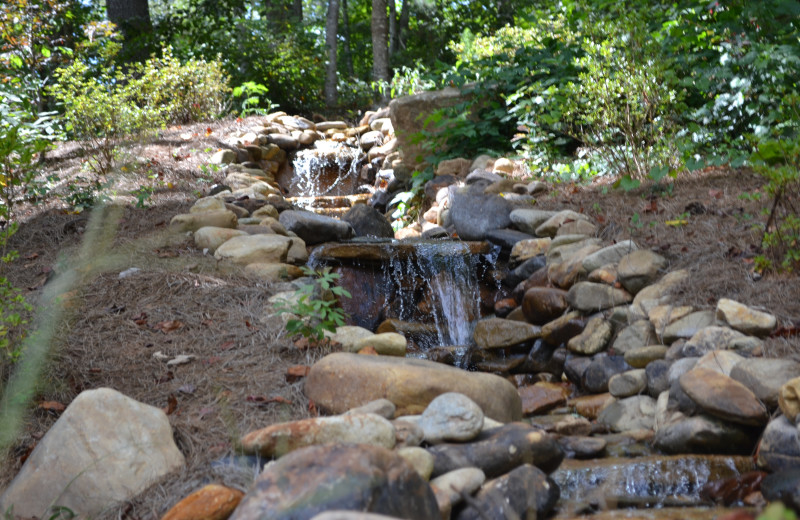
679;367;769;426
311;240;491;262
304;353;522;422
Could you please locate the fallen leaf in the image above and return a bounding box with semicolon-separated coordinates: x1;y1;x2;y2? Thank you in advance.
665;219;688;227
204;356;222;365
162;394;177;415
771;326;800;338
285;365;310;383
154;320;184;333
643;200;659;213
38;401;66;413
220;340;235;351
709;189;723;199
205;127;213;136
132;312;148;326
23;253;38;260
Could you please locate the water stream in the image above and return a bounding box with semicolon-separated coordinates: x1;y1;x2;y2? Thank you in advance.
289;140;364;205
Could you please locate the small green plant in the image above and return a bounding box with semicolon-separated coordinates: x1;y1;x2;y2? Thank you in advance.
232;81;275;117
757;502;797;520
274;267;351;343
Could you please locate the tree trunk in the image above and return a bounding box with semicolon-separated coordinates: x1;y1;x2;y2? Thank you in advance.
388;0;398;58
398;0;410;51
324;0;340;107
341;0;354;77
106;0;152;60
291;0;303;22
497;0;513;28
264;0;287;30
371;0;389;85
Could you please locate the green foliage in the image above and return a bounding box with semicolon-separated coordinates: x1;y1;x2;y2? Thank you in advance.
0;224;32;364
750;97;800;273
274;267;351;343
758;502;798;520
232;81;275;117
49;46;229;175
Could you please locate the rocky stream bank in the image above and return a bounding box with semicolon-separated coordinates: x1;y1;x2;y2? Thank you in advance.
2;98;800;520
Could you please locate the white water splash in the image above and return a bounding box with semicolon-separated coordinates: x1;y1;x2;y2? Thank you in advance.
290;140;363;204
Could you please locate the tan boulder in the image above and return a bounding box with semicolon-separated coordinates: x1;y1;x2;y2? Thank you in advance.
305;353;522;422
244;262;304;282
194;227;247;253
214;234;293;265
171;210;237;232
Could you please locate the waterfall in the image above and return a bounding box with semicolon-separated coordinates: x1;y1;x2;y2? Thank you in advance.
290;140;363;204
311;240;500;353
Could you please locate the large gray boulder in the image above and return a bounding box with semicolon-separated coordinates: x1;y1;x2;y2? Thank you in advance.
0;388;184;518
448;184;513;241
389;87;472;166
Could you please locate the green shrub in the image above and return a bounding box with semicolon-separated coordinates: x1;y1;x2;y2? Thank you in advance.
274;267;351;344
49;46;230;175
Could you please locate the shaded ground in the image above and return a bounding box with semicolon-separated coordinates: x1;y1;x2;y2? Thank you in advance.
0;117;798;518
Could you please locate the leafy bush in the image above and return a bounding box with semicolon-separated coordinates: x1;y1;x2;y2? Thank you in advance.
274;267;351;343
49;46;229;175
751;96;800;273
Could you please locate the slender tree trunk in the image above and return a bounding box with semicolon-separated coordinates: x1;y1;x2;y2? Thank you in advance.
264;0;287;30
398;0;410;50
371;0;389;85
388;0;398;58
325;0;340;107
497;0;513;28
106;0;152;60
291;0;302;22
341;0;354;77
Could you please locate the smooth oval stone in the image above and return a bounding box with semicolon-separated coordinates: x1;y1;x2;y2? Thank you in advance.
662;311;716;344
613;320;659;354
557;436;608;459
655;412;760;455
397;447;435;481
682;326;746;357
694;350;745;376
646;359;672;397
240;413;396;457
430;467;485;516
617;249;667;294
522;288;569;325
305;353;522;422
161;484;244;520
757;415;800;472
567;282;633;312
730;358;800;408
609;369;648;398
419;393;485;443
567;317;613;355
679;367;769;426
542;311;586;346
582;240;639;273
624;345;668;368
716;298;777;336
473;317;541;349
583;355;632;394
779;376;800;422
569;393;614;420
518;383;570;416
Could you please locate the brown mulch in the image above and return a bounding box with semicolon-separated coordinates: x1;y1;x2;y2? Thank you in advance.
0;116;798;517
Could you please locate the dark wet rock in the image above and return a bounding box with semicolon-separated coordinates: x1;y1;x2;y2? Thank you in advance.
465;169;503;185
473;318;541;349
679;367;769;426
279;210;354;245
421;226;449;239
757;415;800;472
542;311;587;346
424;175;458;201
583;355;632;394
655;412;760;455
557;436;607;459
470;351;526;373
598;395;657;432
522;287;569;325
518;382;569;415
428;422;564;478
761;468;800;511
504;255;547;288
668;378;700;416
701;470;767;506
229;444;439;520
341;204;394;238
448;184;513;241
553;455;755;509
729;358;800;408
563;355;594;385
646;359;672;397
569;393;615;420
485;228;534;252
454;464;559;520
511;266;551;302
517;340;565;375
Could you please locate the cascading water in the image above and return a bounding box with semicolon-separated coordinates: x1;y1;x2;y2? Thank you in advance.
310;240;500;357
289;140;364;206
